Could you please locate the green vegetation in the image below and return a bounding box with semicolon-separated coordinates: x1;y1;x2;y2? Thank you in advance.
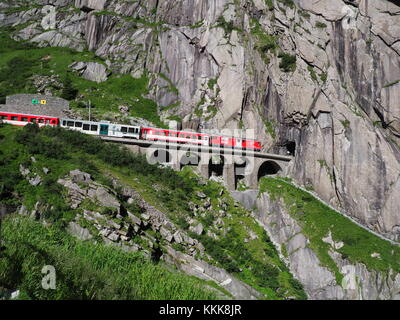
319;72;328;83
207;78;218;90
177;168;306;300
0;215;216;300
0;27;164;127
259;177;400;283
60;76;78;101
265;0;274;10
315;21;327;29
299;10;311;19
215;16;242;35
278;52;296;72
277;0;295;9
263;119;276;139
159;73;179;96
0;125;219;299
383;80;400;88
0;124;306;300
341;119;350;128
250;18;279;64
308;66;318;81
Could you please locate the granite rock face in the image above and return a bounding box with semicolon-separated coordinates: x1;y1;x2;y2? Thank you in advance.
254;191;400;300
1;0;400;297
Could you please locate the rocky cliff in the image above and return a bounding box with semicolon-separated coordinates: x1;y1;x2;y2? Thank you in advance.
1;0;398;241
1;0;400;299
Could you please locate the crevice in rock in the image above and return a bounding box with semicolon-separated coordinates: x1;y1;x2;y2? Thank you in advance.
80;6;94;14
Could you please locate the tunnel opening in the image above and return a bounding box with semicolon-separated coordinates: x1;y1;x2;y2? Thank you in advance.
286;141;296;156
209;155;224;177
258;161;282;181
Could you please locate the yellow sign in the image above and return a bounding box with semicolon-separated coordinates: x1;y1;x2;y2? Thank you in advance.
32;99;47;105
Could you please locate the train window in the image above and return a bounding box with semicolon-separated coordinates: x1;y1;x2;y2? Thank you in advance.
51;120;56;124
67;121;74;127
30;118;36;123
21;117;28;122
128;128;135;134
11;116;18;121
0;115;7;119
91;125;98;131
62;121;66;126
38;119;44;124
83;124;90;130
121;127;127;133
75;122;82;128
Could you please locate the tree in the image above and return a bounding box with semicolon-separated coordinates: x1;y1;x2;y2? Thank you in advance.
61;76;78;100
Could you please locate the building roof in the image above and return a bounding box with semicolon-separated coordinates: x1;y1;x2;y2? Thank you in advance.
0;104;68;117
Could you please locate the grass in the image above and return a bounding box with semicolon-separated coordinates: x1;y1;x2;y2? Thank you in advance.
315;21;327;29
259;177;400;283
0;124;307;299
0;27;164;127
278;52;296;73
0;215;217;300
250;18;279;64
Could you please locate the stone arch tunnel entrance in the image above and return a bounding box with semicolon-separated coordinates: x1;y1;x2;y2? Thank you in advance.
258;160;282;181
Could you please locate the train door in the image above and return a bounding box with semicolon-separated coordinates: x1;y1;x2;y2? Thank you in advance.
202;135;209;146
100;124;109;135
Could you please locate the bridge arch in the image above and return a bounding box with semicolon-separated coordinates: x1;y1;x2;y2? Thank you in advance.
257;160;282;181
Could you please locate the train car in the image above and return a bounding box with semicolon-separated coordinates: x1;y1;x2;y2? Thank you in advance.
60;118;140;139
209;135;237;148
241;138;262;151
210;134;262;151
141;127;209;146
0;112;59;127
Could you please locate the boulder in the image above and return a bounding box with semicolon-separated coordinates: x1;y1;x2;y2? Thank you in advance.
28;175;42;186
189;223;204;235
67;222;93;241
82;62;109;83
69;169;92;183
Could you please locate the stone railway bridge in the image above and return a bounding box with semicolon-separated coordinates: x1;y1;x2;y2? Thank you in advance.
101;137;293;191
0;94;293;190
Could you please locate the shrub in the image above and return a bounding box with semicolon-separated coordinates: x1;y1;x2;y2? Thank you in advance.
278;52;296;72
61;76;78;101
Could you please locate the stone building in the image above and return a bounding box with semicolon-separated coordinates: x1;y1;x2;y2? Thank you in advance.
0;94;70;117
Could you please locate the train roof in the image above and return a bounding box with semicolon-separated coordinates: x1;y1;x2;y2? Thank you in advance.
61;117;140;127
141;126;260;141
0;110;59;119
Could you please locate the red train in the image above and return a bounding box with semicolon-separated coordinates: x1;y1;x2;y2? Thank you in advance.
0;111;262;151
141;127;262;151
